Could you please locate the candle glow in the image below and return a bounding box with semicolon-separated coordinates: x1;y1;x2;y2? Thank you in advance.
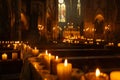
96;68;100;77
56;56;58;60
84;68;109;80
2;53;7;60
45;50;48;55
64;59;68;66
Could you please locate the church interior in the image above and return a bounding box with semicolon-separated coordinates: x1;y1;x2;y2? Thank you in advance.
0;0;120;80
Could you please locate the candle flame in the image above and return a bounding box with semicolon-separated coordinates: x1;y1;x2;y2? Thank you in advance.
56;56;58;60
49;53;51;57
45;50;48;55
64;59;68;66
34;47;37;50
96;68;100;77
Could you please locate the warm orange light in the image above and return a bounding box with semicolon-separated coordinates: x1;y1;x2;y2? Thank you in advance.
96;68;100;77
64;59;68;66
48;53;51;57
34;47;37;50
44;78;47;80
2;53;7;60
45;50;48;55
56;56;58;60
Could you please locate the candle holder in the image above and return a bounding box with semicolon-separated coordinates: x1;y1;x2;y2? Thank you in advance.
84;72;109;80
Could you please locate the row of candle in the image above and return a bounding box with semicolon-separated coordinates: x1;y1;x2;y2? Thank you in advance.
1;42;40;61
1;53;18;60
0;41;22;44
22;44;39;56
38;50;120;80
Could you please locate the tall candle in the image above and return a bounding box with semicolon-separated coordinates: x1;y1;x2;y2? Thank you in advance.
110;71;120;80
57;59;72;80
84;68;109;80
44;53;55;69
51;56;62;74
2;53;7;60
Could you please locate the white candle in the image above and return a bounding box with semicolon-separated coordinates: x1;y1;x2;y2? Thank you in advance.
110;71;120;80
57;59;72;80
2;53;7;60
84;68;109;80
12;53;18;60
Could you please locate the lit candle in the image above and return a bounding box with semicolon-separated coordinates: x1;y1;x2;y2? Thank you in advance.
12;53;18;60
57;59;72;80
46;50;48;55
118;43;120;47
84;68;109;80
32;47;39;56
2;53;7;60
44;53;55;69
110;71;120;80
37;50;48;58
7;44;10;48
13;43;17;50
51;56;62;74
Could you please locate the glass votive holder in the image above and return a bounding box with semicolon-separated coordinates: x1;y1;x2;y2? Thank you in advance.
84;72;109;80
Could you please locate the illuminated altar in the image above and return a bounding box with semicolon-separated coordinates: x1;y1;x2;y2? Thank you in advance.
62;23;81;43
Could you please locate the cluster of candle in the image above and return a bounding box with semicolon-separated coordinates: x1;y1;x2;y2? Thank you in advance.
0;41;21;44
37;50;120;80
22;43;39;56
40;50;55;70
38;50;73;80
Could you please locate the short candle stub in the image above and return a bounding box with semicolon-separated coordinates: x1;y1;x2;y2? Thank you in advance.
84;68;109;80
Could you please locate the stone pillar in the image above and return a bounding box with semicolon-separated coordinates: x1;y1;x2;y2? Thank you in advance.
15;0;21;41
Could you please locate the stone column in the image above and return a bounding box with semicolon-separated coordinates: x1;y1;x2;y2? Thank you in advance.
14;0;21;41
